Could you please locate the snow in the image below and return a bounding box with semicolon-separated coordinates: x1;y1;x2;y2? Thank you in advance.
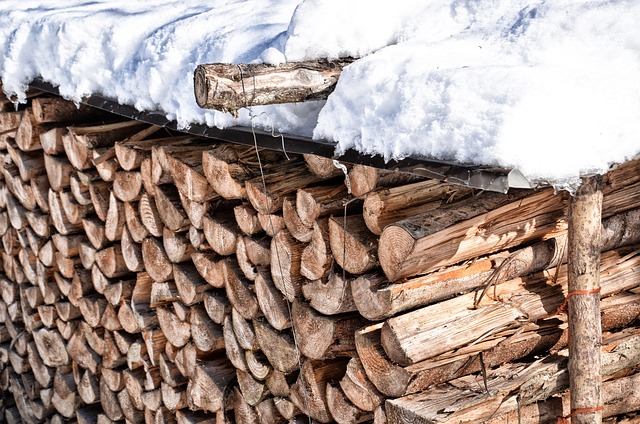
1;0;639;189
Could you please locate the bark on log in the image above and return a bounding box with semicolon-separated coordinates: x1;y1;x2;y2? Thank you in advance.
568;174;603;424
379;188;564;281
194;59;354;115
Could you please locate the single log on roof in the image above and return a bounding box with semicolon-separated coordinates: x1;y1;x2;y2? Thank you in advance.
194;59;355;115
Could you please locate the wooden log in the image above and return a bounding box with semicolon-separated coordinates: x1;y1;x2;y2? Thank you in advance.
304;154;346;179
329;215;378;275
292;300;363;359
138;192;164;238
194;59;354;114
339;358;384;412
379;188;564;281
6;141;46;181
32;328;69;367
257;211;286;236
89;178;111;221
192;252;225;289
297;184;358;228
236;235;259;281
290;358;350;423
174;261;210;306
270;229;305;302
99;374;124;421
51;366;80;418
347;165;426;198
113;170;143;202
114;132;186;172
256;398;287;424
234;203;263;236
154;185;190;231
202;211;239;256
190;304;225;353
350;257;498;321
222;259;260;320
121;226;144;272
63;120;146;170
165;147;217;203
222;313;248;371
245;160;323;214
300;219;332;281
303;271;357;316
283;196;314;243
568;174;603;424
253;319;300;374
232;307;258;350
40;126;67;155
163;227;195;263
142;237;174;283
95;244;130;278
254;267;291;330
187;357;236;413
202;145;261;200
157;305;191;349
31;96;111;125
3;165;38;211
245;349;271;381
326;382;372;424
363;179;474;235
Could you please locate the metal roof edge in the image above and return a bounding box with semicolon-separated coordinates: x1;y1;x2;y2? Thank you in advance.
28;78;535;193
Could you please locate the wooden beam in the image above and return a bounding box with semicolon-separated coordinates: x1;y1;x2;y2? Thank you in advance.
567;174;603;424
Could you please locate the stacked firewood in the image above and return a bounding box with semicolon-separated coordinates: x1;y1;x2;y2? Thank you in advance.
0;88;639;424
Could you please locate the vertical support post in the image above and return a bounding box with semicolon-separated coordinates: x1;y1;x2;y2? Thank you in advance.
568;174;603;424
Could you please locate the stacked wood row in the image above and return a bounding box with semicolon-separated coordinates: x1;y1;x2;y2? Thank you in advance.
0;89;639;424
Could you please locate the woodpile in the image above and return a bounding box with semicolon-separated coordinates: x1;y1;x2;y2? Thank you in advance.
0;88;639;424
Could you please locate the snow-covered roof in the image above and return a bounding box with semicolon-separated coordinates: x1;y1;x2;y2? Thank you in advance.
1;0;639;190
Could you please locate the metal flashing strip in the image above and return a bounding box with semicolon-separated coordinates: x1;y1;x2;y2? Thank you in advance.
29;79;534;193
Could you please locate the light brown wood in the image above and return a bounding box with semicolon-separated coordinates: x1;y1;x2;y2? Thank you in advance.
202;211;239;256
270;229;305;302
190;304;225;353
326;382;372;424
194;59;354;114
300;219;332;281
187;357;236;413
292;300;363;359
297;184;356;228
568;174;603;424
329;214;378;275
142;237;174;283
348;165;425;198
304;154;346;179
282;196;313;243
234;203;263;236
363;179;473;235
379;188;565;281
154;185;190;231
202;145;259;200
302;271;357;316
290;358;350;423
174;261;210;306
245;160;322;214
253;319;300;374
254;267;291;330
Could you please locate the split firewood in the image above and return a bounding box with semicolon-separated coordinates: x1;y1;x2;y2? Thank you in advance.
40;126;67;155
328;215;378;275
190;304;225;353
257;211;286;236
270;229;305;302
304;154;347;179
384;331;640;423
253;319;300;374
381;248;640;366
282;196;313;243
302;271;357;315
254;267;291;330
194;59;355;115
114;133;186;171
379;188;563;281
347;164;426;198
31;97;111;126
300;219;332;281
291;300;364;359
222;259;260;320
289;358;350;423
187;357;236;413
154;185;190;231
174;261;209;306
234;203;263;236
142;237;174;283
138;192;163;238
63;120;146;170
326;382;372;424
202;211;239;256
121;226;144;272
297;184;359;228
245;159;323;214
92;148;119;182
340;358;385;412
112;171;143;202
363;179;474;235
202;144;273;200
165;146;218;203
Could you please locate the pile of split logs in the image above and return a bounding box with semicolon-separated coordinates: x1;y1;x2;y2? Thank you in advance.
0;86;639;424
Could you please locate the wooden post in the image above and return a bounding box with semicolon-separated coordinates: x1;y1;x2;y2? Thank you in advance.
568;174;603;424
